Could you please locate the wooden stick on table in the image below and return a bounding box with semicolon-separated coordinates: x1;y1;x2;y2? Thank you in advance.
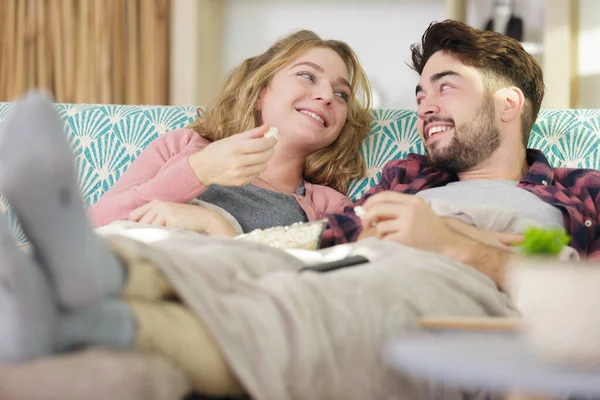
418;317;523;332
505;394;555;400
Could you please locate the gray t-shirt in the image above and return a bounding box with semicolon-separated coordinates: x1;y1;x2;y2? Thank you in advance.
197;183;308;233
416;180;564;229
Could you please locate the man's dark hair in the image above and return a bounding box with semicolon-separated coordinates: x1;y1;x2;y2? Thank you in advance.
411;20;544;147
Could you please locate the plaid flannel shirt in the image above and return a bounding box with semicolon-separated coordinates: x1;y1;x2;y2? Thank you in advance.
323;149;600;259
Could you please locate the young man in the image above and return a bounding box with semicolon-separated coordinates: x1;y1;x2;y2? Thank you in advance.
325;20;600;287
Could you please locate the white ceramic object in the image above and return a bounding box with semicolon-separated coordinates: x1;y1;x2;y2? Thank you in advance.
506;258;600;367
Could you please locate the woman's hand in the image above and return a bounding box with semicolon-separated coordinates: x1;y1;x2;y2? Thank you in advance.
129;200;239;236
188;124;277;187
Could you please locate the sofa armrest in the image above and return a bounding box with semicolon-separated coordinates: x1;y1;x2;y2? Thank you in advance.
0;349;190;400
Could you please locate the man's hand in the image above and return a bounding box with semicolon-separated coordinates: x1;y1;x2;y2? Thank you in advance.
443;217;524;249
360;191;460;253
129;200;238;236
359;191;514;288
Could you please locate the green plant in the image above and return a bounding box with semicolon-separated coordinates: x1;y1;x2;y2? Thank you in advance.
520;227;570;256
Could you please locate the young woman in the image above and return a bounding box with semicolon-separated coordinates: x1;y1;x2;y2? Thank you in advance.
0;31;375;398
88;30;372;236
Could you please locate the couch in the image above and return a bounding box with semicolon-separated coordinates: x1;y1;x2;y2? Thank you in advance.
1;103;599;246
0;102;598;399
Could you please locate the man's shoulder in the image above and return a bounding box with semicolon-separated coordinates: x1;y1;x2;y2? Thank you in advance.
553;165;600;179
526;149;600;186
552;166;600;192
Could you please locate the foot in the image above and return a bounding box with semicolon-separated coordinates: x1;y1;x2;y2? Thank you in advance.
0;212;56;361
56;299;136;352
0;91;124;310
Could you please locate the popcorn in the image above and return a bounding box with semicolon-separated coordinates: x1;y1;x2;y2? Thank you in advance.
354;205;376;227
354;206;366;219
234;219;328;250
264;127;279;139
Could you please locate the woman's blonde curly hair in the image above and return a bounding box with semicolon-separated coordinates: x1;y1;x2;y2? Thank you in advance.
189;30;372;194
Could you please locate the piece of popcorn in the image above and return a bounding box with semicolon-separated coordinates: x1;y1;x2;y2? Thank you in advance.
354;205;376;227
264;127;279;139
354;206;365;219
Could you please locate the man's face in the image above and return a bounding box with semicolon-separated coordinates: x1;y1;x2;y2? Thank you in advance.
415;51;501;173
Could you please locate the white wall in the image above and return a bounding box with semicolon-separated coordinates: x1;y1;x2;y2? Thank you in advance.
223;0;446;109
216;0;600;109
579;0;600;108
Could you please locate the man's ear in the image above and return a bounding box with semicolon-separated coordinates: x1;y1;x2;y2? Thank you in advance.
499;87;525;123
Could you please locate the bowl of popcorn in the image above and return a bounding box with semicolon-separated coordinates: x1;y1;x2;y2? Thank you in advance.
234;219;328;251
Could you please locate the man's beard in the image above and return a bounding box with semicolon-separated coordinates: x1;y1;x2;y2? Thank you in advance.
426;98;500;173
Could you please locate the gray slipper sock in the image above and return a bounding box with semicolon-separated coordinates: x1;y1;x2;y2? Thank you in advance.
0;212;57;361
0;91;124;310
56;299;136;351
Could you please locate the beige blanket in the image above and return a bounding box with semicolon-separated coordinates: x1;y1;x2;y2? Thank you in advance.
0;349;189;400
100;201;563;400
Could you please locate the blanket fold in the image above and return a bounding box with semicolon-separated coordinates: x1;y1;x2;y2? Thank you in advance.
98;200;573;399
